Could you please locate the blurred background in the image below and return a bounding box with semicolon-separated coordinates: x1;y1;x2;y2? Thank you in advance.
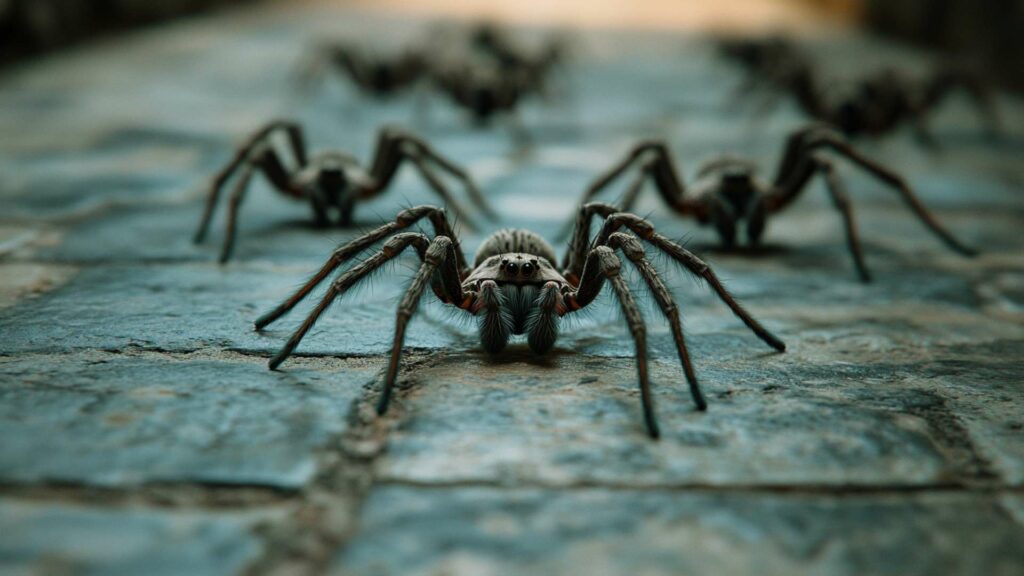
2;0;1022;90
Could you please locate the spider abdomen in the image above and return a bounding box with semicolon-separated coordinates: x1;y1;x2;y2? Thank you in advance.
474;229;557;267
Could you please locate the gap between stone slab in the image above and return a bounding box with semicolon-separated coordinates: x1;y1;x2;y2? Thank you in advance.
372;477;1024;494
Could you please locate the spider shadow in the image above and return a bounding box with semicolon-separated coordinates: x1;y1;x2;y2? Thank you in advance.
262;215;394;234
683;241;794;257
476;344;566;370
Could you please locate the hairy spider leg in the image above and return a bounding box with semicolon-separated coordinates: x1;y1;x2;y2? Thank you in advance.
768;126;977;256
267;233;468;375
194;120;307;244
559;141;705;240
563;205;784;352
604;231;706;410
565;246;660;438
361;129;495;229
219;146;297;263
254;205;467;330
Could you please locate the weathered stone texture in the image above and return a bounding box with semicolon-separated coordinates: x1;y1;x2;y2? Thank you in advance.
0;4;1021;575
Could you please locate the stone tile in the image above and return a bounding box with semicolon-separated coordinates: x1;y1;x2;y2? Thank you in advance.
0;127;227;220
10;165;517;265
0;262;476;355
0;353;370;487
376;352;961;487
0;263;77;309
0;499;264;576
332;487;1024;576
917;339;1024;485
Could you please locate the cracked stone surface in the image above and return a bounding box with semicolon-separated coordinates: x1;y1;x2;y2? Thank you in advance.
1;2;1023;575
332;488;1024;576
0;499;268;576
0;352;372;487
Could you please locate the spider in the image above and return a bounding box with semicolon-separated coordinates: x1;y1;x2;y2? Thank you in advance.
781;65;1000;145
717;35;800;83
192;120;496;262
566;124;978;282
431;63;532;126
298;42;427;99
253;206;786;438
467;22;566;97
721;38;1000;143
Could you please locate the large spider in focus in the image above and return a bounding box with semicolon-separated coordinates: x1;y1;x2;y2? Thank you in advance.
254;206;785;438
567;125;977;282
193;121;495;262
298;42;427;99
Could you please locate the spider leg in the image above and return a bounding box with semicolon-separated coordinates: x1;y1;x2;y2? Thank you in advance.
217;146;299;263
565;245;660;438
194;120;307;244
921;69;1002;139
572;141;664;208
618;166;649;214
556;144;656;242
268;233;468;372
591;211;786;352
605;232;706;409
378;236;465;414
364;129;491;226
401;153;478;232
254;205;468;330
770;123;829;188
814;156;871;282
559;143;699;241
219;162;255;264
397;133;497;221
336;46;369;87
803;130;977;256
561;202;617;279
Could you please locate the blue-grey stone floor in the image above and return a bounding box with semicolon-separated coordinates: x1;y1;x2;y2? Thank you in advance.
1;4;1023;575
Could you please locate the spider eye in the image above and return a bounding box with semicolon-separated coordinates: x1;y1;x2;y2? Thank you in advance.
522;262;534;275
506;262;518;275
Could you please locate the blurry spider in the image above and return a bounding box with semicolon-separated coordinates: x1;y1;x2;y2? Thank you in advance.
566;124;977;282
719;37;1000;143
717;35;800;83
254;206;785;438
298;42;427;98
431;63;532;126
193;120;495;262
468;22;566;97
771;64;1001;144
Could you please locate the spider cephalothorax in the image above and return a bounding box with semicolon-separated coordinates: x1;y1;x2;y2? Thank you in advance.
255;206;785;438
193;121;495;262
568;124;977;282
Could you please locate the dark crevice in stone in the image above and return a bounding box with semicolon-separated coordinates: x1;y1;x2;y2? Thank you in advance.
241;353;448;576
900;391;1001;484
0;481;297;509
374;475;1024;494
372;478;1024;494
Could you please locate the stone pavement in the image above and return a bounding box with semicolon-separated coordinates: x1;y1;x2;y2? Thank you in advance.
1;4;1023;575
